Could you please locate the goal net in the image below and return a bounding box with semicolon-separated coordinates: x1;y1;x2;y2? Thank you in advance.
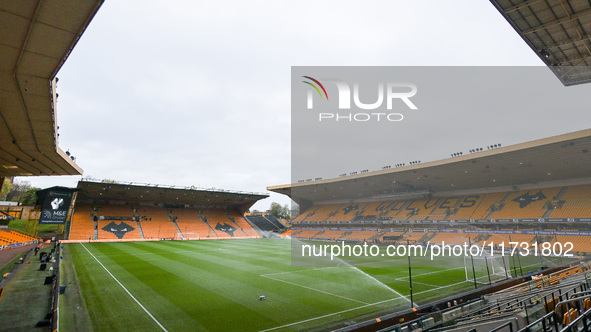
464;252;511;284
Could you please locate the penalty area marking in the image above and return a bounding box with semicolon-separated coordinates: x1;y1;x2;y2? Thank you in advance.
80;243;169;332
257;278;472;332
261;274;369;305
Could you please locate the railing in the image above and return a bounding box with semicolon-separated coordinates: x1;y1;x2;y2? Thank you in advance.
561;307;591;332
490;322;514;332
517;311;558;332
457;279;588;328
51;243;61;332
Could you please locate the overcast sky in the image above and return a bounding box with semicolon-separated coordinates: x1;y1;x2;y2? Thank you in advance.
20;0;551;211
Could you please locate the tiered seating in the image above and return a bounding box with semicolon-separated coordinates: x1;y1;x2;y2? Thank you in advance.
356;201;385;219
469;192;506;219
316;230;347;240
551;184;591;218
138;206;178;239
228;211;260;237
100;205;134;218
292;229;323;238
69;204;95;240
429;232;470;246
381;200;410;220
491;188;561;219
339;231;379;242
448;195;485;220
428;196;461;220
96;205;141;240
0;230;36;244
245;214;282;232
311;204;343;222
378;231;405;242
405;198;439;221
556;235;591;253
97;220;141;240
326;204;359;222
172;208;217;238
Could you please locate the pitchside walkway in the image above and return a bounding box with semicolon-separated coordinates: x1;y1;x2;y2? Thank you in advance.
0;245;57;331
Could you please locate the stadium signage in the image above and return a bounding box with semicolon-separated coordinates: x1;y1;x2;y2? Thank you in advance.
38;188;75;224
302;76;417;122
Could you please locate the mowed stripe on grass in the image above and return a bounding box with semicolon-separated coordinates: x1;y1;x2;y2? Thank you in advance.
69;239;477;332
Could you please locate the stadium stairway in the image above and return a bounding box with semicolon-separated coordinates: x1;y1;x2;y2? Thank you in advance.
136;220;145;239
172;218;184;239
264;214;286;230
555;187;569;201
542;187;569;218
244;217;265;236
226;215;249;237
200;215;219;237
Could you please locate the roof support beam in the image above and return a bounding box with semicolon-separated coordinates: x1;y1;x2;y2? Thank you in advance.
537;34;591;51
503;0;542;14
522;7;591;35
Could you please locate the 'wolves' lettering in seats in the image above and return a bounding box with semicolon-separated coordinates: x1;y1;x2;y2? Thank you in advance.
513;190;547;208
215;222;237;237
102;221;135;239
459;195;480;208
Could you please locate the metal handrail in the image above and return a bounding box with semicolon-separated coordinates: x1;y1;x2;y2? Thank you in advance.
560;306;591;332
463;281;584;320
517;311;558;332
553;295;591;316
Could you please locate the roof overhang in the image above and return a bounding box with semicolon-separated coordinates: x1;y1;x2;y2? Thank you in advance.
269;128;591;204
0;0;103;177
491;0;591;86
76;180;269;212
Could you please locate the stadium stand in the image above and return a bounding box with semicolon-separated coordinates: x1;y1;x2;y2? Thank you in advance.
429;231;470;246
245;214;284;232
0;230;36;244
292;229;324;239
339;231;379;242
469;192;506;220
449;194;485;220
326;203;360;222
69;204;96;240
227;211;260;237
138;206;179;239
172;208;217;238
551;184;591;218
97;220;141;240
490;188;561;219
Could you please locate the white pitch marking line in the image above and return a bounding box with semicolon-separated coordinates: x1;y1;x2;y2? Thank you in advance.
261;274;369;305
257;279;472;332
261;266;336;277
80;243;169;332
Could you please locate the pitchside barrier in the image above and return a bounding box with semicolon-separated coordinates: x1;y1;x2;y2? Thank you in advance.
0;240;38;250
59;236;260;244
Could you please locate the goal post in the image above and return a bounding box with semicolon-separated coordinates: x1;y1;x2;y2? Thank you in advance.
464;252;511;284
178;232;200;240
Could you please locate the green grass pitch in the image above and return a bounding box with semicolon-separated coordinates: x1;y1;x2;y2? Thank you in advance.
60;239;567;332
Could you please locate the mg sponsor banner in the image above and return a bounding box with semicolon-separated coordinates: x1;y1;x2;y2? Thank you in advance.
37;187;76;224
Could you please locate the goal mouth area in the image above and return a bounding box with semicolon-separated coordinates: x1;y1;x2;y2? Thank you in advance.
464;254;512;285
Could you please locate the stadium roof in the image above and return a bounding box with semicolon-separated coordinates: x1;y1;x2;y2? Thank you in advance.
76;180;269;212
0;0;103;177
268;128;591;204
491;0;591;86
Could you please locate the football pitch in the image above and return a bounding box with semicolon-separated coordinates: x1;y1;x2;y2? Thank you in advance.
60;238;567;332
